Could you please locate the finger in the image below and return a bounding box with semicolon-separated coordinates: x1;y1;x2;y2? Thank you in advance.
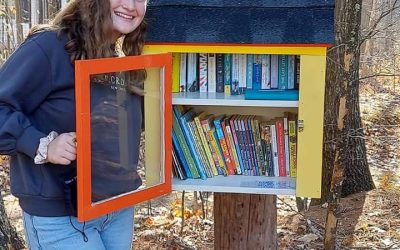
62;151;76;161
64;144;77;155
57;158;71;165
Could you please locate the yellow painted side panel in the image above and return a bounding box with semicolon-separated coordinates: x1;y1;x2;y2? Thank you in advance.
172;53;180;93
296;55;326;198
144;68;162;186
144;45;327;56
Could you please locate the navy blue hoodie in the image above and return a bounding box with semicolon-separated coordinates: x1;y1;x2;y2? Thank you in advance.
0;30;142;216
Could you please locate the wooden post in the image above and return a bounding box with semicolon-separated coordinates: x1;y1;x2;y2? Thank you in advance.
214;193;277;250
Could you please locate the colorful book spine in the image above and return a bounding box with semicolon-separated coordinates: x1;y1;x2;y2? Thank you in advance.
233;116;249;175
252;55;262;90
295;56;300;89
245;116;259;175
229;116;246;174
201;115;227;176
224;54;232;95
172;130;192;178
188;120;213;178
246;54;254;90
174;106;207;179
194;112;218;176
214;115;236;175
172;108;200;178
179;53;187;92
231;54;240;95
187;53;198;92
216;54;225;93
222;117;242;174
239;116;254;175
278;55;288;90
199;53;208;93
259;123;273;176
251;117;265;176
288;119;297;177
275;119;287;176
261;54;271;89
207;53;216;93
244;89;299;100
287;55;295;89
172;53;180;93
270;55;279;89
270;124;279;177
283;116;290;177
238;54;247;94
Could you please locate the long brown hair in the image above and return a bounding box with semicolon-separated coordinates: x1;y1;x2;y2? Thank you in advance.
29;0;147;94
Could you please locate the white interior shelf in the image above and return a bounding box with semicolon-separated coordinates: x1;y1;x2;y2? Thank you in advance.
172;92;299;107
172;175;296;195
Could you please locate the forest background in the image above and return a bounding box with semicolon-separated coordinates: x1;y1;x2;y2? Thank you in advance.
0;0;399;249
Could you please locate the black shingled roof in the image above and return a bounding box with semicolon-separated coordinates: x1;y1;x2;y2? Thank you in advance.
145;0;335;44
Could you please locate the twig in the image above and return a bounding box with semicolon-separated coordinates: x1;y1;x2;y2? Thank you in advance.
180;191;185;236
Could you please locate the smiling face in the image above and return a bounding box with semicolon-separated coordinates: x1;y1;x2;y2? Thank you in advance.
110;0;147;41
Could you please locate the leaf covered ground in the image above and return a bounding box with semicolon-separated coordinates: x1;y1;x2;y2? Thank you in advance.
1;82;399;249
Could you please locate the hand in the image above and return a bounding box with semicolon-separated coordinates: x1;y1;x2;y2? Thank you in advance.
47;132;77;165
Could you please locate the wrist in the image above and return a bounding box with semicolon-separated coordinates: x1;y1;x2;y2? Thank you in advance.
34;131;59;164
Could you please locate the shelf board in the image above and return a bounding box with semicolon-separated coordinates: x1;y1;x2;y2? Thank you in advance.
172;175;296;195
172;92;298;107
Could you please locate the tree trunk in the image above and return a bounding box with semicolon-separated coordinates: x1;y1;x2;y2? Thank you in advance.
0;194;25;250
323;0;375;248
214;193;277;250
320;0;375;204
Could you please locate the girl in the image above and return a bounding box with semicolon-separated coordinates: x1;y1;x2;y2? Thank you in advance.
0;0;147;249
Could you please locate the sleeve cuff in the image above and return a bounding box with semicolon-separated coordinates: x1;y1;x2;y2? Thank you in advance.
16;126;47;158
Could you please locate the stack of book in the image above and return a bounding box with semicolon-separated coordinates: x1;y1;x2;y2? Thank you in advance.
172;105;298;180
176;53;300;95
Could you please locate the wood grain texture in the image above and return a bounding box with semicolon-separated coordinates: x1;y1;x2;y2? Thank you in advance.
214;193;277;250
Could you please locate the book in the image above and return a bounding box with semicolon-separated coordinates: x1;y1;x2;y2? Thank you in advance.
172;53;180;93
245;115;259;175
199;53;208;93
239;116;255;175
179;53;187;92
270;55;279;89
174;106;206;179
278;55;288;90
222;116;242;174
229;115;246;174
233;116;249;175
207;53;216;93
172;130;191;178
252;54;262;90
188;120;213;178
270;124;279;176
250;116;265;176
238;54;247;94
224;54;232;95
275;118;287;176
216;53;225;93
201;115;227;176
261;54;271;89
246;54;254;90
194;112;218;176
288;114;298;177
259;123;273;176
187;53;199;92
172;145;187;179
231;54;240;95
172;107;200;178
244;89;299;100
287;55;295;89
214;115;236;175
283;114;290;177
